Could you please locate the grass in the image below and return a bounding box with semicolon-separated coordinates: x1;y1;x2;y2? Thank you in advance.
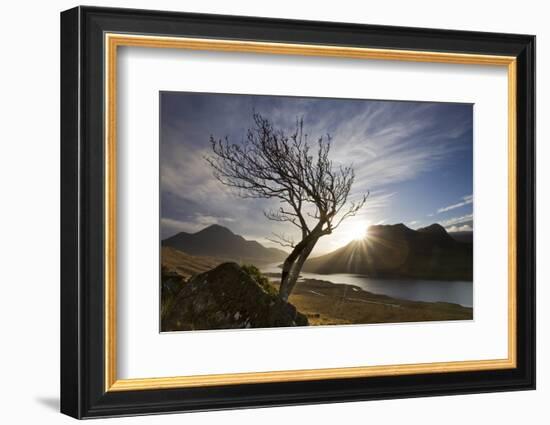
240;264;279;297
240;267;472;325
160;248;473;327
286;278;472;325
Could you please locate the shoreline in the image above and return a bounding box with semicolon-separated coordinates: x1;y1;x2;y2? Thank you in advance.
161;247;474;326
264;271;471;306
265;273;473;325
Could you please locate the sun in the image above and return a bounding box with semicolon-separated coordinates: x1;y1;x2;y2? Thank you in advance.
352;224;369;240
331;220;372;247
345;220;370;242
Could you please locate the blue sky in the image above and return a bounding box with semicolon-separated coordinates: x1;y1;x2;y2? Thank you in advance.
160;91;473;255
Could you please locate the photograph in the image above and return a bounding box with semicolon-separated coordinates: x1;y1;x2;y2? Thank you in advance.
56;4;536;419
159;92;474;331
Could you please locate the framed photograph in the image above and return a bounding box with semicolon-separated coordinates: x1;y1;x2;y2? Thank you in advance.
60;6;535;419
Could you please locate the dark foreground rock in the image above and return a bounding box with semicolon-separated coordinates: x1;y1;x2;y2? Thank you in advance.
160;266;186;319
162;262;308;331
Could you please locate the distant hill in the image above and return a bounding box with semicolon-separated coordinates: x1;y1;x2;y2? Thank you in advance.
303;223;472;280
162;224;287;264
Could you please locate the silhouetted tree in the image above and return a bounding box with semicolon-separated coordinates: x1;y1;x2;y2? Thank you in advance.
206;113;367;301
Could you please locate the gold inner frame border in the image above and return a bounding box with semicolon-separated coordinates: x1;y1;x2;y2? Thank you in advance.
104;33;517;392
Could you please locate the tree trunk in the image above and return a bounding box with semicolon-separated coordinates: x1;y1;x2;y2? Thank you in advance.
279;237;312;297
279;237;319;302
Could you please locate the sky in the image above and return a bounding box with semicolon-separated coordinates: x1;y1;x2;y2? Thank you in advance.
160;91;473;256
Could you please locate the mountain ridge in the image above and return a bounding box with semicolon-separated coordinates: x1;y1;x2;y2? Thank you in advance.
162;224;287;264
303;223;472;280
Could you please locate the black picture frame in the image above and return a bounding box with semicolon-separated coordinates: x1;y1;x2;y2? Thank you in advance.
61;5;535;419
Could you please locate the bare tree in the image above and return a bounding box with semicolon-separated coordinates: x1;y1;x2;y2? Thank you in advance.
205;113;368;301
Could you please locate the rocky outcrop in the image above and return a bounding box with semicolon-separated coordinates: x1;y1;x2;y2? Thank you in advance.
162;262;308;331
161;266;186;319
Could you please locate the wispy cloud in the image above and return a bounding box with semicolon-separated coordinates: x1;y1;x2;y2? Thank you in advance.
160;92;472;253
446;224;473;232
437;194;473;214
440;213;473;227
319;102;472;192
352;191;396;216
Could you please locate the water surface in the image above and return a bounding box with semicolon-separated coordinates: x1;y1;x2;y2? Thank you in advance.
261;264;473;308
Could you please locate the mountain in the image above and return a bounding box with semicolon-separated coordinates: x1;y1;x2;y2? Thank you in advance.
162;224;287;264
449;231;473;243
303;223;472;280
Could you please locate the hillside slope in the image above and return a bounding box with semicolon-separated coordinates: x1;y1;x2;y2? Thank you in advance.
162;224;287;264
303;223;472;280
161;246;222;279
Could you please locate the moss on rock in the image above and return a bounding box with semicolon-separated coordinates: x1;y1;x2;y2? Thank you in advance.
162;262;308;331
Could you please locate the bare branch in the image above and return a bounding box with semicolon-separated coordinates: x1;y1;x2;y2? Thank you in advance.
204;112;369;300
266;232;295;248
